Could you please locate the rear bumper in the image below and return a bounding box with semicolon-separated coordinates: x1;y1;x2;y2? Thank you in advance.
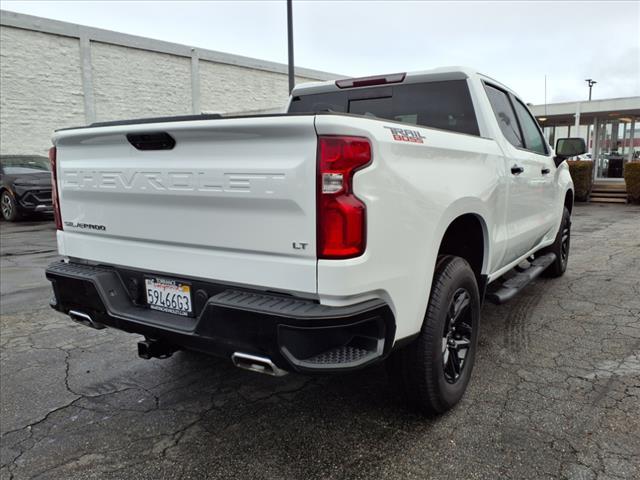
46;261;395;373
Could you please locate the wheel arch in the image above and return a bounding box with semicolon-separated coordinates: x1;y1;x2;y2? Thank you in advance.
436;211;489;286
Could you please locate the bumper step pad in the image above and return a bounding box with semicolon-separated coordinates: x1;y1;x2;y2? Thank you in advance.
304;345;374;365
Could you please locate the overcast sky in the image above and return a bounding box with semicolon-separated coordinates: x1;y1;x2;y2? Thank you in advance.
1;0;638;104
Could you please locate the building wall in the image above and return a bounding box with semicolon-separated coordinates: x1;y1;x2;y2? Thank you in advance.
91;42;193;121
0;27;85;156
0;11;336;156
200;61;315;114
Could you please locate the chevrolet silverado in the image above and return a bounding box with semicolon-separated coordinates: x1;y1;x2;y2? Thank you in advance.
45;67;586;414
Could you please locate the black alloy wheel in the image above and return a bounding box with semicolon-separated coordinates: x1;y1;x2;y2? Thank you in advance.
1;191;19;222
541;206;571;278
442;288;473;384
560;219;570;266
386;255;480;415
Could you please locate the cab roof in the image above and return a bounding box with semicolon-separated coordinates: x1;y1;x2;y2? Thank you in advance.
292;66;517;98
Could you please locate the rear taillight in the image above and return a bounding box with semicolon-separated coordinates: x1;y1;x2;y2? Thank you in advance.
49;146;62;230
317;136;371;259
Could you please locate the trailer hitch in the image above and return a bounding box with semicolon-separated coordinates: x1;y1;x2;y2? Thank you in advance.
137;338;178;359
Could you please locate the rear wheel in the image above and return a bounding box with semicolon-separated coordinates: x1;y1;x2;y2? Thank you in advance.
387;255;480;415
1;191;20;222
540;207;571;278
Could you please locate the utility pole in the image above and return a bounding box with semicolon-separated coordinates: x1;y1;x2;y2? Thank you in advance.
585;78;597;101
287;0;295;94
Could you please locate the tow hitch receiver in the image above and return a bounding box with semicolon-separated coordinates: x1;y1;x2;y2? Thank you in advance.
137;339;177;359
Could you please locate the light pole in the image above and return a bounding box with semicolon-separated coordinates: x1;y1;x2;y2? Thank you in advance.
287;0;295;94
585;78;597;101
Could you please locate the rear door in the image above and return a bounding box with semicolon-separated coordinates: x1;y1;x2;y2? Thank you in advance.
53;115;320;295
483;83;547;263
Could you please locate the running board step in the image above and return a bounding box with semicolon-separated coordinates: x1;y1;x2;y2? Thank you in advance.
486;252;556;304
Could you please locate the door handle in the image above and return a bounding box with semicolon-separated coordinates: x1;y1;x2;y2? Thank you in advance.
511;165;524;175
541;168;551;175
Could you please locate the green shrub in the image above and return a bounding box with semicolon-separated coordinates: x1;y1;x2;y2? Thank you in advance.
567;161;593;201
624;162;640;204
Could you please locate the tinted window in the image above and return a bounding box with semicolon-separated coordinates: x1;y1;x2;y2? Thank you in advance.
513;99;547;155
1;156;50;174
349;96;392;119
289;80;480;136
484;84;523;148
290;90;347;113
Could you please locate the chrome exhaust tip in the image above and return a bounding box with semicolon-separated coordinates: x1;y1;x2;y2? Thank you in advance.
68;310;106;330
231;352;288;377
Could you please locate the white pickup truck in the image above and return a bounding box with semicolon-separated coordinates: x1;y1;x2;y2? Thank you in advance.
45;67;586;414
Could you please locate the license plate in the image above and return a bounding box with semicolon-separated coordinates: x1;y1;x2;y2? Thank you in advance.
145;277;193;317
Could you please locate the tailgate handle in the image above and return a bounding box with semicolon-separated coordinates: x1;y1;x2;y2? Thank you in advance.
127;132;176;151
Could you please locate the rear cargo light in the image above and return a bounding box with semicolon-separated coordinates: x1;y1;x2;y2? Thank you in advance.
49;146;62;230
317;136;371;259
335;73;406;89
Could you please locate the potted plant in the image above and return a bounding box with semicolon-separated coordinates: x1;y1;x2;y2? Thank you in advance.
567;160;594;202
623;160;640;204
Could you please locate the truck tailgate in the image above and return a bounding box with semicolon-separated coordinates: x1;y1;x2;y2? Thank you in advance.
53;116;319;295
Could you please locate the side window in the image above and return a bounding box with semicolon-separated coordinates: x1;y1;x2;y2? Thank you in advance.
513;99;548;155
484;84;523;148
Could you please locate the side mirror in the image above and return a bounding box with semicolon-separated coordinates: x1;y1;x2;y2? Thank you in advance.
554;138;586;166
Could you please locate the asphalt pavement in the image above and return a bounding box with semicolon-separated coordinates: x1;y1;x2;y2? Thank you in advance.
1;203;639;480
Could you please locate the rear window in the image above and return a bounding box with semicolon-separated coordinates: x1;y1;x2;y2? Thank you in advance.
289;80;480;136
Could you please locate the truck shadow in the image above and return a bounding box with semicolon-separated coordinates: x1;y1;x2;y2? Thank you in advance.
146;350;441;478
9;295;525;479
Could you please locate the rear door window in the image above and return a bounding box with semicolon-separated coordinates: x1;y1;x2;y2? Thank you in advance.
289;80;480;136
484;84;523;148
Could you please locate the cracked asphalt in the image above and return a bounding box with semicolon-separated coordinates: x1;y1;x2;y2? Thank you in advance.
1;203;639;480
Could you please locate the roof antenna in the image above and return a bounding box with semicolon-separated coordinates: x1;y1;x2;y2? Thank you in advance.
544;74;547;117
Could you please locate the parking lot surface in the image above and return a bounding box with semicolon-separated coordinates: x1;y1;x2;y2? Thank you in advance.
1;203;639;480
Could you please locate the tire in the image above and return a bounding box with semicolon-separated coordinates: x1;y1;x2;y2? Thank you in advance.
387;255;480;415
1;190;20;222
540;207;571;278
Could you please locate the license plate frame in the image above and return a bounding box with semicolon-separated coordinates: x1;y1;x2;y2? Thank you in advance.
144;276;194;317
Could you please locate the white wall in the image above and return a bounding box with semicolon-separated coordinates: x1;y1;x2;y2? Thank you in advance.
91;42;193;121
0;27;85;156
0;11;336;156
200;61;315;114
